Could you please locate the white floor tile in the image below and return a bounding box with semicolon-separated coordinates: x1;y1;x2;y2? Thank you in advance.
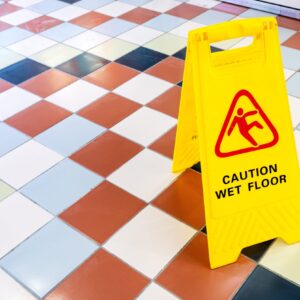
46;80;108;112
0;9;41;26
0;140;63;189
170;21;203;38
212;37;243;49
113;73;172;104
0;87;41;121
294;130;300;167
96;1;135;17
108;149;179;202
284;68;296;80
260;238;300;285
111;107;176;146
64;30;111;51
8;35;56;57
230;37;254;49
10;0;43;7
142;0;180;12
118;25;162;45
137;283;179;300
104;205;195;278
0;193;53;258
187;0;220;8
288;96;300;127
0;268;37;299
48;5;88;21
0;48;24;69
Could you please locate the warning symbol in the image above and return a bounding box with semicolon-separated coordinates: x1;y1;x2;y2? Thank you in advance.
215;89;279;157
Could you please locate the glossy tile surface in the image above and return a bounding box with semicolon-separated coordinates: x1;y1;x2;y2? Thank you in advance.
61;181;145;243
0;219;98;297
0;59;49;84
0;1;299;298
20;158;102;214
104;205;196;278
35;114;105;156
46;249;149;300
0;192;53;258
157;234;256;300
70;130;142;176
107;149;178;202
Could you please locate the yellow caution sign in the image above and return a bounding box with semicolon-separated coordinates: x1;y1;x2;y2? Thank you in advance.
173;17;300;269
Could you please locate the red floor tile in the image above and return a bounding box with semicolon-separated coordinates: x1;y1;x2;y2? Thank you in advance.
0;20;11;31
145;57;184;84
120;7;159;24
70;131;143;177
157;234;256;300
20;69;77;98
149;126;176;159
213;2;247;15
147;85;181;118
0;79;12;93
70;12;111;29
277;16;300;31
5;101;71;137
166;3;207;19
0;3;20;17
283;32;300;50
46;249;149;300
152;169;205;230
78;93;140;128
19;16;62;33
84;62;139;90
60;181;145;243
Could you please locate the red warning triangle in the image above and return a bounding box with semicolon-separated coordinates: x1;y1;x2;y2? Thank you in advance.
215;89;279;158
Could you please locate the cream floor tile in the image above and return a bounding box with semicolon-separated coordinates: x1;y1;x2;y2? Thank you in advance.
8;35;56;57
31;44;81;67
88;38;138;61
260;238;300;285
0;181;14;202
0;48;24;69
144;33;186;55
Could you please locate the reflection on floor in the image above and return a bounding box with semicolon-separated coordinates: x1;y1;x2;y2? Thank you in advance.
0;0;299;299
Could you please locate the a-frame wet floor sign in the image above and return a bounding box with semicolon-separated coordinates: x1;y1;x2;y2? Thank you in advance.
172;17;300;269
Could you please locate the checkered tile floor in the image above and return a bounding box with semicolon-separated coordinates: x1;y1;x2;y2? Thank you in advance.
0;0;300;299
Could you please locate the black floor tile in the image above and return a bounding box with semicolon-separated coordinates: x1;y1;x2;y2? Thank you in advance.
116;47;167;71
173;47;186;60
233;266;300;300
191;162;201;173
58;0;81;3
0;59;49;84
211;46;223;53
242;239;275;262
56;53;110;78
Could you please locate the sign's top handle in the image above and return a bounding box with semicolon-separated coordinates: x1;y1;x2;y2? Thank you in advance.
188;17;278;72
189;17;277;44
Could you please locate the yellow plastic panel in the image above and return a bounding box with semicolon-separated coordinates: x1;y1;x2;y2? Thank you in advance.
173;17;300;269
